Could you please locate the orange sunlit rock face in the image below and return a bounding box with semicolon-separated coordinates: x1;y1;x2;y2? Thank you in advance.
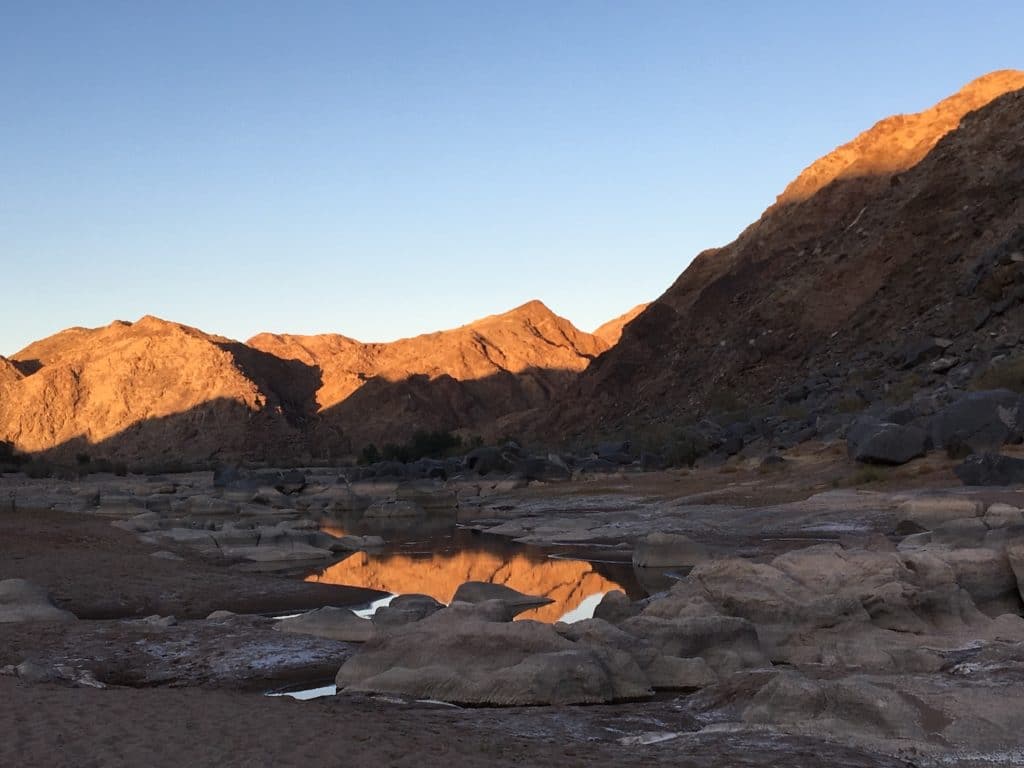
306;549;626;623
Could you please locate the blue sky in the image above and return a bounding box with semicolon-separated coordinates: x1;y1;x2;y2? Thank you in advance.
2;2;1021;354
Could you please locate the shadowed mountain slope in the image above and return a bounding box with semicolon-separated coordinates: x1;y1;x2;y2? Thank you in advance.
554;71;1024;439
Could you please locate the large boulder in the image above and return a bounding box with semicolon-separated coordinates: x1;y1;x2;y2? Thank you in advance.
931;390;1024;452
556;617;718;690
372;594;445;628
897;496;984;529
335;608;652;705
0;579;76;623
274;606;377;642
847;421;928;465
742;671;927;742
955;452;1024;486
450;581;553;616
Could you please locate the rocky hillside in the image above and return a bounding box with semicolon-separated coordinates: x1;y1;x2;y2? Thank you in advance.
248;300;608;452
0;302;614;463
555;70;1024;448
0;316;314;464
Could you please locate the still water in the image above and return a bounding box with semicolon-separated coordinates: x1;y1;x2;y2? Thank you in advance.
304;517;654;623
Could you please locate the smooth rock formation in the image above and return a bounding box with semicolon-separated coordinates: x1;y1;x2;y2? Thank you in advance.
0;579;77;623
335;608;652;705
275;606;377;643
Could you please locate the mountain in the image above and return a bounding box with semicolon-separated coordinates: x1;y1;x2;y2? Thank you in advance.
0;316;314;463
555;70;1024;442
592;303;649;346
0;302;617;463
248;300;608;451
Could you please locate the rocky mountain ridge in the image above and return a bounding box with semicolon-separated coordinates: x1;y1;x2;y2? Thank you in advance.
551;70;1024;455
0;302;617;463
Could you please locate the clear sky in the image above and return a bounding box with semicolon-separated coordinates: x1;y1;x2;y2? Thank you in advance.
2;2;1021;354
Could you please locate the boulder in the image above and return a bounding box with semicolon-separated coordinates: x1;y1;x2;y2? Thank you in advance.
931;517;989;547
931;547;1020;610
275;606;377;642
0;579;76;623
464;447;512;476
335;609;652;705
450;581;553;615
955;452;1024;486
593;590;640;624
848;421;928;465
931;390;1024;452
372;594;445;628
897;496;984;529
984;503;1024;528
742;671;926;742
556;617;718;690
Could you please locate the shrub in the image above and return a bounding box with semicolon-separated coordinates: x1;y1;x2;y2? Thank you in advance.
377;431;464;463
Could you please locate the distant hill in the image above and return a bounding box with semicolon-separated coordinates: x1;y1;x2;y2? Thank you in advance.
0;302;619;463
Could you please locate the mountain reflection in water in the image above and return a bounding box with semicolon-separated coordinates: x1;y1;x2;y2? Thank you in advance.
305;528;636;623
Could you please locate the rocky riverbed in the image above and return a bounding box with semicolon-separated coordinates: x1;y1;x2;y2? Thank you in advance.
3;451;1024;766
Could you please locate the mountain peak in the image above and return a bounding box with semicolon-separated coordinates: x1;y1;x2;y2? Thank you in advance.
776;69;1024;206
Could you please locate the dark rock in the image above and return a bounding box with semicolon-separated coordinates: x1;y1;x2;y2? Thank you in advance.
848;422;929;465
722;433;744;456
451;581;552;615
931;390;1024;452
593;590;640;624
896;337;942;370
955;452;1024;486
372;594;445;627
464;446;512;476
